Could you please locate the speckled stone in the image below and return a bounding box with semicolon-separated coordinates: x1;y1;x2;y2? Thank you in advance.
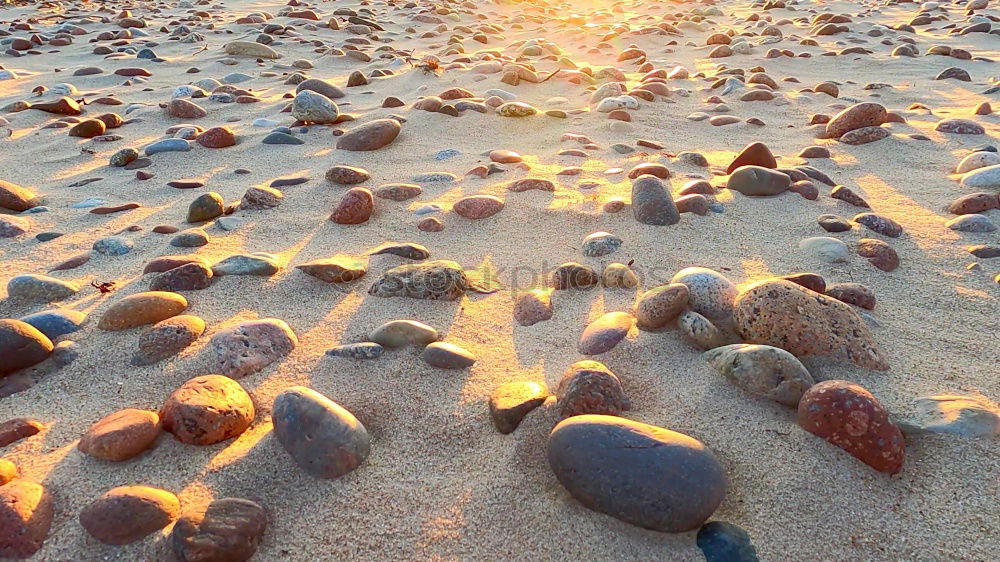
549;263;599;290
170;497;267;562
6;274;80;303
210;319;297;378
634;284;689;331
513;290;553;326
853;213;903;238
733;279;888;371
703;344;816;407
631;174;680;225
133;315;205;365
581;231;622;257
825;102;887;138
678;311;725;350
670;267;738;319
555;360;630;420
326;342;384;359
296;257;367;283
798;380;905;473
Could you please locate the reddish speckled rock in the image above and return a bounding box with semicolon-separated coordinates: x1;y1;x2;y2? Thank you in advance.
948;193;999;215
453;195;504;219
0;481;54;558
733;279;888;370
330;187;374;224
797;380;905;474
196;126;236;148
825;102;887;138
555;360;630;420
825;282;876;310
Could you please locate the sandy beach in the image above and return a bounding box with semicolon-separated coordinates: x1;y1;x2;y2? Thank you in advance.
0;0;998;559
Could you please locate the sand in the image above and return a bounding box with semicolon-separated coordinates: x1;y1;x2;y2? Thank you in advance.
0;0;998;559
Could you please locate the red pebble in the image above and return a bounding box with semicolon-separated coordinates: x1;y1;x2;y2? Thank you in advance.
797;380;905;474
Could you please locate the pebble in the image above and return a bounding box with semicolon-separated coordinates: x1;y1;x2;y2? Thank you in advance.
631;174;680;225
602;263;638;289
92;235;134;256
326;342;384;359
817;214;852;232
171;228;209;247
187;192;225;223
0;180;41;211
578;312;633;355
556;360;630;419
369;319;438;348
133;315;205;365
0;417;44;447
145;138;191;155
857;239;900;272
330;187;374;224
826;102;887;138
727;165;790;196
78;409;160;461
211;319;297;378
6;274;79;302
697;521;760;562
798;380;905;473
292;90;339;124
98;291;188;331
79;486;180;545
799;236;849;263
453;195;504;219
634;283;689;331
170;498;267;562
703;344;816;407
733;279;888;370
336;118;401;151
489;381;548;434
161;375;255;445
18;309;86;340
0;480;54;558
297;257;368;283
960;164;1000;189
678;310;725;350
853;212;903;237
326;165;370;185
581;231;622;257
421;341;477;369
945;214;997;233
212;253;281;276
547;415;726;532
670;267;738;319
0;319;53;376
272;386;370;479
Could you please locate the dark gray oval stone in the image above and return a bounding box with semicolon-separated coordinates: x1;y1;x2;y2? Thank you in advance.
272;386;370;479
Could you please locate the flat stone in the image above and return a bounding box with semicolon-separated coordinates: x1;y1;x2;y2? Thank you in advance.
945;214;996;232
799;236;849;263
421;341;476;369
98;291;187;331
78;409;160;461
547;415;727;532
0;319;53;376
901;393;999;437
296;257;367;283
453;195;504;219
369;320;438;348
698;521;760;562
368;260;468;300
6;274;79;302
212;253;281;276
326;342;384;359
150;262;213;292
853;212;903;237
79;486;180;545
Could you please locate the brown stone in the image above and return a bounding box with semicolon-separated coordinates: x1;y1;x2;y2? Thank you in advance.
726;141;776;173
857;239;899;272
160;375;255;446
556;361;630;420
0;417;44;447
149;262;213;291
453;195;504;219
825;102;887;138
0;179;41;212
825;282;876;310
134;315;206;365
98;291;188;331
170;498;267;562
78;409;160;461
948;193;999;215
489;381;549;434
0;481;54;558
79;486;180;545
197;126;236;148
329;187;374;224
